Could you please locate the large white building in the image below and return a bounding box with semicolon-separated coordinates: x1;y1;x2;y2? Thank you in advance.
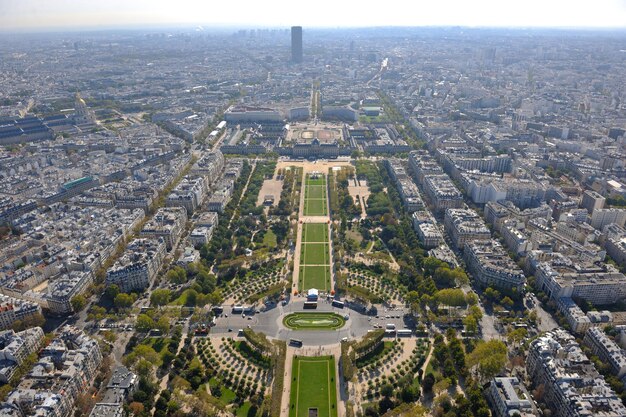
0;295;42;331
486;377;536;417
411;213;443;249
1;326;103;417
140;206;187;251
444;208;491;250
527;329;626;417
464;240;526;291
0;327;45;383
581;190;605;214
535;262;626;306
591;208;626;230
106;239;166;293
224;105;282;123
423;175;464;213
583;327;626;379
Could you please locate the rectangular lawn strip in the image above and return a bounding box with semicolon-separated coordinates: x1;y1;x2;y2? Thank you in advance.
306;185;327;199
303;223;328;243
304;198;327;216
301;265;330;291
289;356;338;417
301;243;329;265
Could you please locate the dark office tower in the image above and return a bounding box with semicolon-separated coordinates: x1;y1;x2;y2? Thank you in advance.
291;26;303;63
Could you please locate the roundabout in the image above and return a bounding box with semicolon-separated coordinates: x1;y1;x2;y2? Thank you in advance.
283;312;346;331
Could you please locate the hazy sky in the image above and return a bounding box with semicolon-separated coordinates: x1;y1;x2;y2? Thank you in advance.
1;0;626;31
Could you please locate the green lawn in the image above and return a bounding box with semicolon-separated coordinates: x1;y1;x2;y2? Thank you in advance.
299;265;331;291
236;402;253;417
289;356;338;417
263;229;277;248
303;223;328;243
304;198;327;216
306;185;327;199
301;243;329;265
283;312;346;330
209;377;237;405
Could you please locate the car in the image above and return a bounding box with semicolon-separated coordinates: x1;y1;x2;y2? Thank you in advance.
341;337;348;342
247;317;252;320
227;328;232;332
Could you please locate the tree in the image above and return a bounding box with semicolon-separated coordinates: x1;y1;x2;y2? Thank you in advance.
380;383;394;398
463;315;478;335
104;284;120;300
184;289;198;307
156;316;170;335
400;384;420;402
70;295;87;312
11;313;45;331
135;314;155;332
484;287;501;301
124;344;162;370
114;293;135;309
468;305;483;321
466;292;479;306
507;328;528;348
501;296;514;309
423;257;445;277
129;402;145;415
166;266;188;284
150;289;172;307
467;340;507;382
422;373;436;393
435;289;467;307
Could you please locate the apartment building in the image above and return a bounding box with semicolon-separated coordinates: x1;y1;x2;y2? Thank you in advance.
106;238;166;293
444;208;491;250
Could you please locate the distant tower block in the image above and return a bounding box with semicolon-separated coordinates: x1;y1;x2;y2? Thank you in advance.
291;26;303;64
73;92;97;125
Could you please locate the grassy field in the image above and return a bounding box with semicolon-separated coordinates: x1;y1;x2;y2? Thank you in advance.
304;198;327;216
289;356;338;417
262;229;277;248
306;185;327;199
301;243;330;265
283;312;346;330
303;223;328;243
304;174;328;216
299;265;331;291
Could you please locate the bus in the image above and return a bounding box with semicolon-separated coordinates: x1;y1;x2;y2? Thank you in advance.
232;305;244;314
303;301;318;309
397;329;413;337
289;339;303;347
332;300;345;309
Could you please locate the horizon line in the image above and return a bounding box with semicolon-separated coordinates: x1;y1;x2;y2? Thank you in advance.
2;23;626;36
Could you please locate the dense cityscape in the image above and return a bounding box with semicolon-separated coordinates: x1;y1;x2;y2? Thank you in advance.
0;22;626;417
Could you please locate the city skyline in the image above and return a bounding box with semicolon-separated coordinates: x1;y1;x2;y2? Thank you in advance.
2;0;626;32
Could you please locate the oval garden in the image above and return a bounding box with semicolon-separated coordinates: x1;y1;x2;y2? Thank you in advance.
283;312;346;330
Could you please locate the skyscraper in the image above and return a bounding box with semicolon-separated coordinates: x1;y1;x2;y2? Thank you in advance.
291;26;302;64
